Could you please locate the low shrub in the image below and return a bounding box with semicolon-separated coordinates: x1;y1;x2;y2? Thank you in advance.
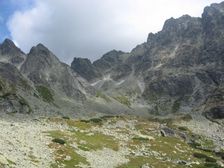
193;152;217;163
178;126;188;131
62;116;70;120
80;118;103;124
204;162;222;168
132;136;149;141
52;138;66;145
36;85;54;103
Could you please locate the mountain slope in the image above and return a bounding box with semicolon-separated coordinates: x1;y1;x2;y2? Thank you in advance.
21;44;87;101
71;2;224;119
0;39;135;117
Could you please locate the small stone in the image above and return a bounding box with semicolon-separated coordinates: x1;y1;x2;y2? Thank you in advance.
141;163;151;168
65;156;71;161
177;160;187;165
160;127;175;137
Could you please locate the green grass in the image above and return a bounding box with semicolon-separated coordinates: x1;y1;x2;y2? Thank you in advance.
189;135;216;152
28;154;39;163
203;162;222;168
68;120;92;130
113;95;131;107
96;91;111;102
172;99;181;113
72;131;119;151
80;118;103;125
178;126;189;131
47;129;119;151
49;143;89;168
46;128;119;167
132;136;149;141
117;156;179;168
36;85;54;103
46;116;222;168
47;131;89;167
193;153;217;162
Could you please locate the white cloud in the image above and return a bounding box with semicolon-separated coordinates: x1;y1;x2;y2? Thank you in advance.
7;0;224;63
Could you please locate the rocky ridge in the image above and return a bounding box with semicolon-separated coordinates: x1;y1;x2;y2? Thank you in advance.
0;40;135;118
71;2;224;119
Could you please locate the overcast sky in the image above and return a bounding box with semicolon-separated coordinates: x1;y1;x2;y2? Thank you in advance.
0;0;223;63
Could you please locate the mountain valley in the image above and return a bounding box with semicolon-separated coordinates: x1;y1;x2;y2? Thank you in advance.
0;1;223;168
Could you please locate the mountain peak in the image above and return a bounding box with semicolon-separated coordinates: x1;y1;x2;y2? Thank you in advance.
203;1;224;18
210;1;224;9
29;43;51;56
0;39;25;66
162;15;199;32
1;38;16;47
0;38;24;55
36;43;48;49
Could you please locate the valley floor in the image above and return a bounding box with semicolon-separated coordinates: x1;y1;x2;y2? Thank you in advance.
0;113;223;168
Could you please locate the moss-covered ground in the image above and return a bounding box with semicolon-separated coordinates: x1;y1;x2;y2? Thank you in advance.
45;116;223;168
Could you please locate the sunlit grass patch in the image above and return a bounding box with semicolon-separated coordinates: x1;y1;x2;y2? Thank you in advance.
150;136;199;161
49;142;89;168
67;120;92;130
117;156;177;168
72;131;119;151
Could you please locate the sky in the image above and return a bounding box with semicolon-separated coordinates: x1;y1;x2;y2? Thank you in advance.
0;0;223;63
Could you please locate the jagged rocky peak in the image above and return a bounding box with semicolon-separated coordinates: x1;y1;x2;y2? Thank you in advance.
0;39;25;66
98;49;125;63
21;43;87;101
20;42;62;84
22;43;60;72
1;38;17;48
0;38;25;55
203;1;224;15
29;43;58;60
202;1;224;33
162;15;198;30
71;49;128;82
71;57;93;70
147;15;202;45
92;50;125;71
71;57;101;81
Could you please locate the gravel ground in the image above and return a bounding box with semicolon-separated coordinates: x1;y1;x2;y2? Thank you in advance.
77;148;129;168
176;115;224;149
0;113;68;168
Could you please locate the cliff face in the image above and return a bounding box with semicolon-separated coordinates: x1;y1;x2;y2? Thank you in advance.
71;2;224;118
71;57;101;82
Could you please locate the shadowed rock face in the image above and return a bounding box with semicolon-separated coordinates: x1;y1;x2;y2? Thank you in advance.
0;62;32;113
0;39;26;67
21;44;86;101
71;2;224;116
93;50;125;71
204;106;224;119
0;39;134;117
71;50;128;81
71;58;101;82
